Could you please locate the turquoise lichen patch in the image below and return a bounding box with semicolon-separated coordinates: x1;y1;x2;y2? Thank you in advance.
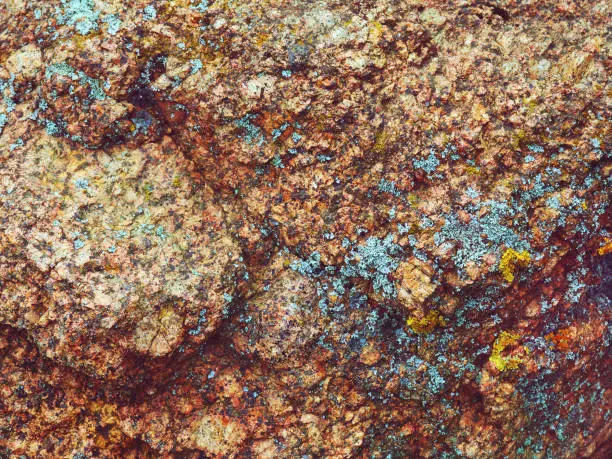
434;201;531;273
9;138;24;151
142;4;157;20
413;148;440;173
0;113;7;134
234;114;265;146
102;14;122;35
190;59;203;75
527;144;545;154
0;75;16;113
378;178;401;197
45;62;78;80
45;62;108;101
290;251;322;277
191;0;209;13
56;0;100;35
340;234;402;298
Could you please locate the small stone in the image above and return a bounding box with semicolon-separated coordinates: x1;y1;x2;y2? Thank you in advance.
395;257;436;313
359;342;381;365
4;44;42;80
184;414;247;454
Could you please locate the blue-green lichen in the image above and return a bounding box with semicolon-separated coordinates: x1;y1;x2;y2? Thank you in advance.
340;234;402;298
56;0;100;36
45;62;108;101
413;148;440;173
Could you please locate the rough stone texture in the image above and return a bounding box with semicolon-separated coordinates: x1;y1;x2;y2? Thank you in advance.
0;0;610;457
0;134;243;377
228;262;323;366
396;257;437;313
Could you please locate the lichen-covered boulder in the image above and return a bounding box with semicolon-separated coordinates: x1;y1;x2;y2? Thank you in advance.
0;0;609;457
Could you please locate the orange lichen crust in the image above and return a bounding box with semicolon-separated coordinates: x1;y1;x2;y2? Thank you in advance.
545;327;574;352
596;239;612;256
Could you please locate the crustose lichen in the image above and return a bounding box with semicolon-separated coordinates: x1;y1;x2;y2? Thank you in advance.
499;248;531;283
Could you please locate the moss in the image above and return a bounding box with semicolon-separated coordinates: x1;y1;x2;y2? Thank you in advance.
499;248;531;282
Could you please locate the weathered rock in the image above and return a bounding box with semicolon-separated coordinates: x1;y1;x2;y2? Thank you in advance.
395;257;437;313
4;44;43;81
230;268;322;366
0;0;609;457
181;414;247;455
0;133;243;377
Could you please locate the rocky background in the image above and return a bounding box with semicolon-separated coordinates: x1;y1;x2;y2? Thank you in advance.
0;0;610;457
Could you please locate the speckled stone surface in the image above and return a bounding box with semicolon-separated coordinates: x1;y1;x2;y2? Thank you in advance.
0;1;610;457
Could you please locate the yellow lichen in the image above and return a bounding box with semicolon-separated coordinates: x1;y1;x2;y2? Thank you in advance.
499;248;531;283
142;181;154;200
522;96;539;115
407;310;446;334
255;32;271;47
406;194;419;206
172;174;183;187
489;331;524;371
597;239;612;256
511;129;526;148
368;20;383;44
373;129;392;153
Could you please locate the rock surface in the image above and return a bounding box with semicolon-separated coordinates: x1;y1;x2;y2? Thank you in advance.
0;0;610;457
1;133;243;377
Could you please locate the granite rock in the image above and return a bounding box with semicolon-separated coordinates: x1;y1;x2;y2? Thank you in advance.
0;0;610;457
